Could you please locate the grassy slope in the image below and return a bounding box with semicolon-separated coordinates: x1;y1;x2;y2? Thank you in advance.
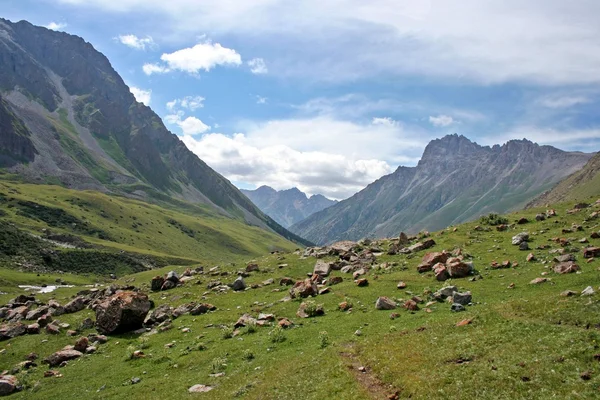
1;193;600;399
0;181;296;269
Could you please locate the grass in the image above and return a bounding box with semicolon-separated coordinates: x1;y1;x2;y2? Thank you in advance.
0;191;599;399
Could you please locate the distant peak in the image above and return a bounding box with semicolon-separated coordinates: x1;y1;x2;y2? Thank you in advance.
420;134;483;164
255;185;276;193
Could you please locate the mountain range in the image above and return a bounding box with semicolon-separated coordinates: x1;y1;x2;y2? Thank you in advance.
290;134;593;245
241;186;337;228
0;18;310;246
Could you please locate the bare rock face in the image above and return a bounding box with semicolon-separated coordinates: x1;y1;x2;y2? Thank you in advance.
95;291;151;335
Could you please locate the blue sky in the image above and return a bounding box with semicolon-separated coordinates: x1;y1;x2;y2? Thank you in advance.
3;0;600;199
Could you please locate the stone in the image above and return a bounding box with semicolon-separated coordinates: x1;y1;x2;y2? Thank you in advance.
80;318;94;330
403;300;419;311
422;251;449;266
262;278;274;286
231;276;246;291
535;214;546;221
553;262;580;274
0;375;18;396
553;254;576;263
278;318;293;328
581;286;595;296
74;337;89;352
313;260;331;277
161;280;176;291
144;304;172;326
583;247;600;258
530;277;549;285
560;290;578;297
519;241;530;251
375;297;397;310
435;286;458;299
456;319;473;327
512;233;529;245
45;324;60;335
296;302;324;318
591;232;600;239
526;253;536;262
172;303;195;318
397;281;407;289
398;232;409;245
37;314;52;327
64;297;86;314
188;385;213;393
44;349;83;367
328;276;343;286
289;279;318;298
67;330;77;337
43;370;61;378
355;278;369;287
451;303;466;312
245;263;259;273
280;277;294;286
166;271;180;283
451;291;472;306
446;260;472;278
433;264;449;281
150;276;165;291
339;301;352;311
190;303;215;315
25;306;49;321
234;314;257;328
95;291;151;335
0;323;26;341
26;323;40;334
352;268;367;279
517;217;529;224
6;306;28;321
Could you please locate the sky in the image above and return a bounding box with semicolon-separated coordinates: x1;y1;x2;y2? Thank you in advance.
3;0;600;200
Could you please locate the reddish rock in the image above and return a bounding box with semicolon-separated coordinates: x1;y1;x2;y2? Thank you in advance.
289;279;318;298
26;323;40;334
456;319;473;327
446;261;471;278
278;318;293;328
0;323;27;341
64;297;86;314
339;301;352;311
583;247;600;259
279;277;294;286
74;337;89;352
37;314;52;327
355;278;369;287
44;349;83;367
403;300;419;311
95;291;151;335
526;253;536;262
417;263;433;273
496;224;509;232
245;263;260;272
328;276;343;286
45;324;60;335
422;251;449;266
517;217;529;224
433;263;449;281
553;262;580;274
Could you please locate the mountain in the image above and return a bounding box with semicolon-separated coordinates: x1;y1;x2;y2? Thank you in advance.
528;151;600;207
241;186;337;228
290;134;593;245
0;18;310;246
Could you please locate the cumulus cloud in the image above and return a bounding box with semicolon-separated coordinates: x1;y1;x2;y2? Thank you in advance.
177;116;427;199
538;95;591;109
429;115;455;127
372;117;399;127
117;34;156;50
256;96;267;104
248;58;268;74
166;96;205;111
144;40;241;76
165;112;211;135
55;0;600;85
129;86;152;105
45;22;67;31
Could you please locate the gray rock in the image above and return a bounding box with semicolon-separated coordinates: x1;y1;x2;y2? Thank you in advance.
581;286;595;296
451;291;472;306
375;296;397;310
313;260;332;277
0;375;18;396
512;233;529;245
519;241;530;251
231;276;246;291
436;286;458;299
451;303;466;312
64;297;86;314
166;271;179;283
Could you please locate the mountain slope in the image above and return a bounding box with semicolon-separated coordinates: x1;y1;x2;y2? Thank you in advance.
528;151;600;207
241;186;337;228
0;18;310;246
291;134;593;244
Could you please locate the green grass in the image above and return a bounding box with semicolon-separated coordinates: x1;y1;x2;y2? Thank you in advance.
1;191;599;399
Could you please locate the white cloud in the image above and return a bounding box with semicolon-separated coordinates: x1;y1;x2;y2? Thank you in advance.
56;0;600;85
178;116;427;199
256;96;267;104
145;40;241;76
429;115;455;127
372;117;399;127
117;34;156;50
538;95;591;109
45;22;67;31
129;86;152;105
164;112;210;135
143;63;169;75
248;58;268;74
167;96;205;111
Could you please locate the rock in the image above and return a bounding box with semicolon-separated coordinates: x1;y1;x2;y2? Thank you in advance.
144;304;172;326
581;286;595;296
43;370;61;378
234;314;257;328
526;253;536;262
417;263;433;273
422;251;449;266
161;280;176;291
150;276;165;291
446;260;472;278
74;337;89;352
456;318;473;327
25;306;49;321
529;277;549;285
519;242;530;251
512;233;529;245
339;301;351;311
231;276;246;291
553;262;580;274
6;306;28;322
408;239;436;253
553;254;576;263
95;291;151;335
172;303;195;318
403;300;419;311
313;260;331;277
190;303;215;315
397;281;407;289
535;214;546;221
591;232;600;239
9;294;35;304
44;349;83;367
80;318;94;330
296;302;324;318
352;269;366;279
318;287;331;295
433;263;449;281
289;279;318;298
583;247;600;258
451;291;472;306
560;290;578;297
496;224;509;231
435;286;458;299
262;278;274;286
375;297;397;310
64;297;86;314
451;303;466;312
26;323;40;334
279;277;294;286
0;323;26;341
245;263;259;273
0;375;18;396
166;271;179;283
355;278;369;287
328;276;343;286
45;324;60;335
188;385;213;393
517;217;529;224
278;318;293;328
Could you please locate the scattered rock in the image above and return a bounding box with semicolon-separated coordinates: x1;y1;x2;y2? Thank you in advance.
512;233;529;246
95;291;151;335
150;276;165;291
456;318;473;327
246;263;259;273
375;297;397;310
231;276;246;291
313;260;332;277
583;247;600;258
339;301;352;311
403;300;419;311
355;278;369;287
0;323;26;341
529;277;549;285
451;291;472;306
397;281;407;289
188;385;213;393
279;277;294;286
526;253;536;262
581;286;595;296
328;276;343;286
519;242;530;251
64;297;86;314
560;290;578;297
296;302;324;318
553;262;580;274
289;279;318;298
44;349;83;367
451;303;466;312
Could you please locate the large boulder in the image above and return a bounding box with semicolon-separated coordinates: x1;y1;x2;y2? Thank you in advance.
150;276;165;291
446;259;472;278
422;252;449;266
231;276;246;291
313;260;332;277
451;291;472;306
0;323;26;341
166;271;180;283
583;247;600;258
95;291;151;335
0;375;19;396
64;296;86;314
44;349;83;367
289;279;318;298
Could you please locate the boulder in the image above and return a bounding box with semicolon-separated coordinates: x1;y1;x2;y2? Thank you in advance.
355;278;369;287
451;291;472;306
451;303;466;312
375;297;397;310
166;271;179;283
245;263;259;273
0;323;26;341
434;286;458;299
234;314;257;328
535;214;546;221
143;304;172;326
64;297;86;314
74;337;89;352
583;247;600;258
0;375;18;396
150;276;165;291
6;306;28;321
313;260;331;277
403;300;419;311
190;303;215;315
328;276;344;286
398;232;409;245
581;286;595;296
553;254;575;263
172;303;195;318
231;276;246;291
512;233;529;245
526;253;536;262
279;277;294;286
289;279;318;298
446;260;472;278
95;291;151;335
25;306;49;321
26;323;40;334
433;263;449;281
554;262;580;274
44;349;83;367
519;241;530;251
422;252;449;266
530;277;549;285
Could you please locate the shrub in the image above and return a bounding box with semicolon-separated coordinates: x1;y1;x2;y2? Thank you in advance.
242;349;255;361
318;331;329;349
269;325;286;343
211;356;227;373
479;213;508;226
221;325;234;339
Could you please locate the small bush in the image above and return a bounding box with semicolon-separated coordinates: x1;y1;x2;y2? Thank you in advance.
269;325;286;343
242;349;255;361
479;213;508;226
318;331;329;349
211;356;227;373
302;300;324;317
221;325;234;339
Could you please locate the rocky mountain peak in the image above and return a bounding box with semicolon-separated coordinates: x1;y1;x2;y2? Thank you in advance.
419;134;485;165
